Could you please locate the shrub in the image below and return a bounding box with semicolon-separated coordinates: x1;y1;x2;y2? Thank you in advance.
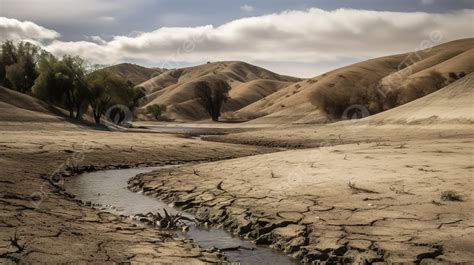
145;104;167;120
441;190;463;202
429;70;447;90
449;71;467;81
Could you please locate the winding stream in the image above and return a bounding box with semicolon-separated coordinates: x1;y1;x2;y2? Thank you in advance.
64;167;297;264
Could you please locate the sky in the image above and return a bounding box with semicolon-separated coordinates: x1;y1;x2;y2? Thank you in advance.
0;0;473;77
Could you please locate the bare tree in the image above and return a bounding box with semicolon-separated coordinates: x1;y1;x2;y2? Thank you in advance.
194;79;231;121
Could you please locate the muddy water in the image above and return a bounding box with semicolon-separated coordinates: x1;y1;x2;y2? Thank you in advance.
64;167;297;264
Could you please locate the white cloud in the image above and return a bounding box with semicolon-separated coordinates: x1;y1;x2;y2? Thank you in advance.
0;17;60;41
240;4;254;12
42;8;474;70
3;8;473;77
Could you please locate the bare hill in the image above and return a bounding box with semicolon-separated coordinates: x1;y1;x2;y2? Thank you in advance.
101;63;164;85
369;73;473;124
137;61;301;120
235;38;474;124
0;86;62;122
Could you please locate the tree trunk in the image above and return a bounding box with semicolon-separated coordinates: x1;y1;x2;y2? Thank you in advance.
75;104;82;120
65;89;74;119
75;113;81;119
92;108;101;124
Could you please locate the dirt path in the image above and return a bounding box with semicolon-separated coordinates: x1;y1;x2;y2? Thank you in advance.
0;122;270;264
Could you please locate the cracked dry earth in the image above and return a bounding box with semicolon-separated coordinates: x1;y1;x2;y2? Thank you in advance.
0;122;268;264
130;137;474;264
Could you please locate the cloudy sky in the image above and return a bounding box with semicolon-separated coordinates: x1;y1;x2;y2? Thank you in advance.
1;0;473;77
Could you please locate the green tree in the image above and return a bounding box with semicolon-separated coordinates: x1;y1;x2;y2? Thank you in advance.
86;70;134;124
5;42;40;93
61;55;90;119
145;104;167;120
32;53;89;118
194;79;230;121
0;41;17;88
1;41;39;92
33;54;66;105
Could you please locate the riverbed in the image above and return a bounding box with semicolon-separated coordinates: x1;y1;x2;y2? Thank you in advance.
64;167;297;264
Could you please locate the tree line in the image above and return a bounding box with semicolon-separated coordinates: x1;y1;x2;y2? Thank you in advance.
0;40;145;124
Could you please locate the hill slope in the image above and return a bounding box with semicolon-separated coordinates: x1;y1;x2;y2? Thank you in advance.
369;73;473;124
0;87;62;122
137;61;301;121
236;38;474;124
101;63;164;85
133;38;473;123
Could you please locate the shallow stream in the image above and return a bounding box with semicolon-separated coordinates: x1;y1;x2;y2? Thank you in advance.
64;167;297;264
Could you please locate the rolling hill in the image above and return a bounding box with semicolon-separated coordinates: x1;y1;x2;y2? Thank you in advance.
0;86;63;122
137;61;301;121
237;38;474;124
133;38;473;123
101;63;164;85
369;72;473;124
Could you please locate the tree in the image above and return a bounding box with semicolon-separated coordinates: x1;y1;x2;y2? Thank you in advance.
32;53;89;118
0;41;17;88
131;86;146;112
145;104;167;120
7;42;39;93
61;55;90;119
429;71;447;90
86;69;134;124
194;79;230;121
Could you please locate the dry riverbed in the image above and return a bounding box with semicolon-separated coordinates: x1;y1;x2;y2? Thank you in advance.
129;124;474;264
1;119;472;264
0;121;270;263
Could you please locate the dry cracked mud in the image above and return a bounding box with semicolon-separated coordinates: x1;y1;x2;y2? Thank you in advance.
129;132;474;264
2;120;473;264
0;122;270;264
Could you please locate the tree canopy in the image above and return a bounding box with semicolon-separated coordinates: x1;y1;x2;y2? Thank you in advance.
1;40;153;125
194;79;231;121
